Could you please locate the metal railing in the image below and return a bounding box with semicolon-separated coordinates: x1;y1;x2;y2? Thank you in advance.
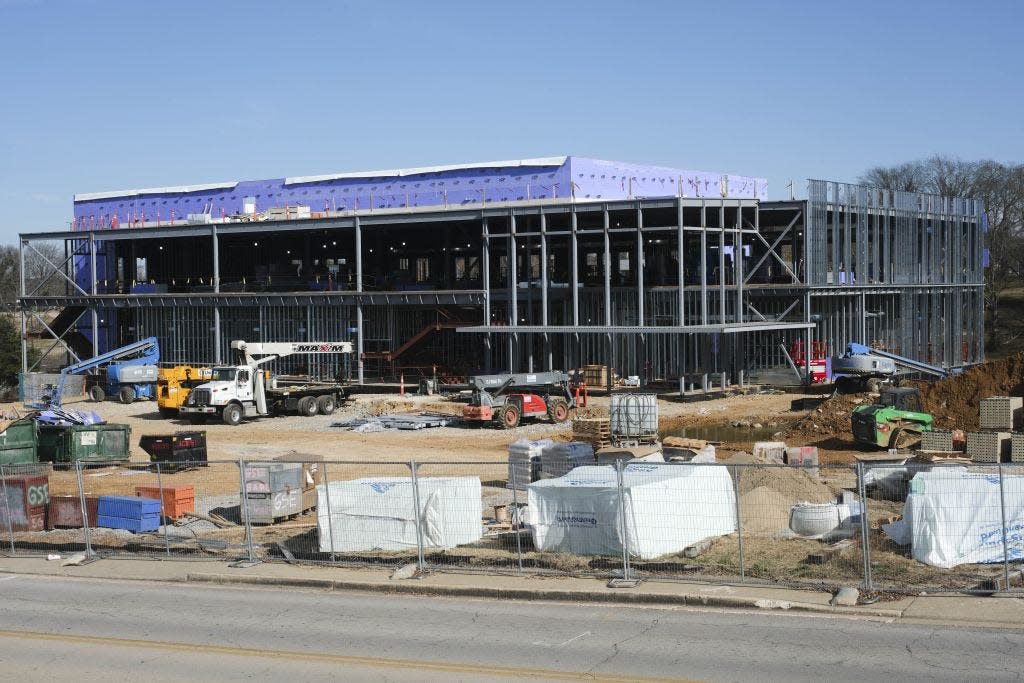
0;459;1020;595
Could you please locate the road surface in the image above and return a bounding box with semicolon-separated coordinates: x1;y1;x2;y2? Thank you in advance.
0;574;1021;681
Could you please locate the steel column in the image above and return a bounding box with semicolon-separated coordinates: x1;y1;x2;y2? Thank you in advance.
355;216;364;384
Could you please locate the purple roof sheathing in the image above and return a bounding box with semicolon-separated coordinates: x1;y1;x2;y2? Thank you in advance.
70;156;767;230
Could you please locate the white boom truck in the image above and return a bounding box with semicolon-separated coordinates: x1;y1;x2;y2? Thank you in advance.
179;340;353;425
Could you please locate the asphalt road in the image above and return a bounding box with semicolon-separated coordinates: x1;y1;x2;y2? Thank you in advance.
0;575;1021;682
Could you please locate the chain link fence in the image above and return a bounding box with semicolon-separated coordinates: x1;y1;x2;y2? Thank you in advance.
1;459;1022;595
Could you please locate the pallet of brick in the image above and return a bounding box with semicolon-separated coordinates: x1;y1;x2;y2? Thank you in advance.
1012;433;1024;463
572;418;612;449
920;430;955;453
979;396;1023;431
966;431;1011;463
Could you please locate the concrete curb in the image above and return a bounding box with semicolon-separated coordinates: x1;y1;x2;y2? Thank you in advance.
186;572;906;619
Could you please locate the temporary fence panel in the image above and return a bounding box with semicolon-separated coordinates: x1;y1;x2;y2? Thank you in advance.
862;462;1023;593
73;461;247;561
317;474;481;552
882;466;1024;569
415;462;523;574
261;461;417;568
0;463;87;558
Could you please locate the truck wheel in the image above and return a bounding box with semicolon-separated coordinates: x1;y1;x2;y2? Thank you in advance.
317;395;336;415
865;378;883;394
119;387;136;404
547;398;569;423
89;386;105;402
222;404;243;426
298;396;319;417
499;404;521;429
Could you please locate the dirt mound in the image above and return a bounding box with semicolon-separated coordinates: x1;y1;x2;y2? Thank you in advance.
782;394;870;440
915;354;1024;430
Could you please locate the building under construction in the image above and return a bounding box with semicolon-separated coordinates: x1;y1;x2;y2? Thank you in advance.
18;156;986;387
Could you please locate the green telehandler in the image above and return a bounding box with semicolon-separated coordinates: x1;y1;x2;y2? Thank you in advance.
851;387;933;449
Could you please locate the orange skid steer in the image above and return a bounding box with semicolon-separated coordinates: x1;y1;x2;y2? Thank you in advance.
463;372;575;429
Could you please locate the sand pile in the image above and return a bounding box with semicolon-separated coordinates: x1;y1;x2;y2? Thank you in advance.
739;486;794;533
736;466;838;534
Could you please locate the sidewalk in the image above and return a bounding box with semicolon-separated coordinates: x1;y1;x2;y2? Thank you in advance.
0;555;1021;629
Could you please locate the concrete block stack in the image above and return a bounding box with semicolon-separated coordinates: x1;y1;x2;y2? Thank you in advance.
1011;433;1024;463
920;430;955;452
966;431;1011;463
969;397;1023;463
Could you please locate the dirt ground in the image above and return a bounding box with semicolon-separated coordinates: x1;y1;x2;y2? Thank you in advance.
3;389;818;468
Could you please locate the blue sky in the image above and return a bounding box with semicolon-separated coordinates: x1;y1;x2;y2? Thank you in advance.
0;0;1021;242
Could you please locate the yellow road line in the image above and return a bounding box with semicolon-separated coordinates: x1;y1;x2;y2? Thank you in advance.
0;628;699;682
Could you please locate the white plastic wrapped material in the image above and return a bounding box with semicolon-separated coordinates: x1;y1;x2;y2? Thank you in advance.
317;477;482;552
883;467;1024;568
508;439;554;489
540;441;594;478
527;464;736;559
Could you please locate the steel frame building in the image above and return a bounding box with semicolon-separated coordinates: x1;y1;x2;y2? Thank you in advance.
18;164;985;386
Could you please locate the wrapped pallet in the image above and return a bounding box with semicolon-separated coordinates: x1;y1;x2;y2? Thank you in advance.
317;476;482;552
540;441;595;478
507;439;553;489
527;463;736;559
883;467;1024;568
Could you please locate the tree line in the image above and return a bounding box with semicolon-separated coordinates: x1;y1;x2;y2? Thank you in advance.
859;156;1024;351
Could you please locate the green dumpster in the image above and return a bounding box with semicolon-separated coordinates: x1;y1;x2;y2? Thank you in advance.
0;420;38;466
37;424;131;465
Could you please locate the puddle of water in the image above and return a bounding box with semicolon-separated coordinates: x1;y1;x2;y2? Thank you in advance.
664;424;781;443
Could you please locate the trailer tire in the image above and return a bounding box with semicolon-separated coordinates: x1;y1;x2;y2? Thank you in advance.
317;395;336;415
222;403;243;426
547;398;569;423
119;386;136;404
89;386;106;402
298;396;319;417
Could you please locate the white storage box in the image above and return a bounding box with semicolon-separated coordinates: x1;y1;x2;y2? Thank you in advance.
317;476;482;552
527;463;736;559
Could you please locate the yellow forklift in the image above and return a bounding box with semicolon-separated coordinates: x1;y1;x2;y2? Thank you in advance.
156;366;213;418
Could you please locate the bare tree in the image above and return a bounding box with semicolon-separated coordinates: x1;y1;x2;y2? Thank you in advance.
860;156;1024;350
0;240;68;308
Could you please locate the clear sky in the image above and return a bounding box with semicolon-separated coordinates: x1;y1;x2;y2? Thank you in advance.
0;0;1021;242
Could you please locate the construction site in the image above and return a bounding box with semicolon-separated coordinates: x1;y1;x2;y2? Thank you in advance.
4;155;1020;599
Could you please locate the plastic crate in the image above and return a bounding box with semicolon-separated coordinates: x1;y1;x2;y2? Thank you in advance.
134;485;195;520
97;495;161;532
